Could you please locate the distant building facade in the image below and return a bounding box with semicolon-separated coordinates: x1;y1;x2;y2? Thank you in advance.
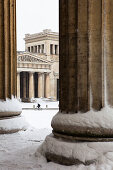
17;29;59;101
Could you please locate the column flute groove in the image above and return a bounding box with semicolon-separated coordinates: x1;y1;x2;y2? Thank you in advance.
88;0;103;110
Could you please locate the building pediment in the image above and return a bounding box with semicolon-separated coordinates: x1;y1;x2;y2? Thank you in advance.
17;53;49;64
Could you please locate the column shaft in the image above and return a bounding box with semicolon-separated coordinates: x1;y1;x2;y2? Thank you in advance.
77;0;89;112
59;0;78;112
17;72;20;98
89;0;103;110
104;0;113;106
29;72;34;99
23;72;26;98
45;74;50;98
38;73;43;98
0;0;17;100
42;73;45;97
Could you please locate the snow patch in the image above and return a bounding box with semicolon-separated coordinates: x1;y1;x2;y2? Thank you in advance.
0;96;22;112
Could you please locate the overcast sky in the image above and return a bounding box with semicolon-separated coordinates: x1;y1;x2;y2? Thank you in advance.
16;0;59;51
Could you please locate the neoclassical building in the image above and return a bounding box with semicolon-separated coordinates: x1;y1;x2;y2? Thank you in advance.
17;29;59;101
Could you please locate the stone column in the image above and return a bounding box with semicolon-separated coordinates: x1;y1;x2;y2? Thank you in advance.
53;45;55;55
0;0;26;133
56;45;59;55
104;0;113;106
38;73;43;98
30;47;31;53
40;45;42;53
89;0;103;110
42;73;45;97
17;72;20;99
45;73;50;98
37;46;38;53
23;72;26;99
29;72;34;99
41;0;113;165
0;0;17;100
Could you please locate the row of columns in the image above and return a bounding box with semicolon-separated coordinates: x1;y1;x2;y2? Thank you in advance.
28;44;45;53
17;72;50;99
50;44;59;55
28;44;59;55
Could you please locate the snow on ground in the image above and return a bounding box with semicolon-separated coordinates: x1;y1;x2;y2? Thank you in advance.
1;99;113;169
22;98;59;109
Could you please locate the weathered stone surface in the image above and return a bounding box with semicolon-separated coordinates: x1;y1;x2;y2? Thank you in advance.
0;111;21;117
53;125;113;138
46;152;96;166
53;131;113;142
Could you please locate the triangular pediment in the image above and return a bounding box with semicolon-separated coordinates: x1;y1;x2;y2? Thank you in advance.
17;52;49;63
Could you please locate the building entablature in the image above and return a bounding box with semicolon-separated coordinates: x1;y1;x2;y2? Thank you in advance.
17;68;51;74
24;29;59;42
17;52;51;72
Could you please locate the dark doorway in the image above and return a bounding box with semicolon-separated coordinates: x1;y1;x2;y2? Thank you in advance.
20;72;23;98
34;73;38;98
20;72;29;98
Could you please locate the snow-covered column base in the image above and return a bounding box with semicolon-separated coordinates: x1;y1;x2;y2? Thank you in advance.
38;107;113;165
0;98;28;133
36;134;113;166
52;108;113;139
0;115;28;134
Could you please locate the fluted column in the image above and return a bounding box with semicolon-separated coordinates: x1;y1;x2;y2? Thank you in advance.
17;72;20;99
38;73;43;98
0;0;26;133
42;0;113;166
29;72;34;99
23;72;26;98
42;73;45;97
0;0;17;100
53;45;55;55
104;0;113;106
45;73;50;98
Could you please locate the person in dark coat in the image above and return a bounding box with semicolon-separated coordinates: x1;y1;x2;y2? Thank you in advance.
37;103;41;109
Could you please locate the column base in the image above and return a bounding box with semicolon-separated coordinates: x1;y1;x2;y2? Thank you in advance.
36;134;113;166
0;115;28;134
21;98;32;103
52;108;113;138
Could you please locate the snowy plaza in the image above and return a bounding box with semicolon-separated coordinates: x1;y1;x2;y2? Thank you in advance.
0;99;113;170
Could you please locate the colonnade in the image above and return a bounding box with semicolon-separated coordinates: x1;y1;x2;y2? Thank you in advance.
17;71;50;100
27;44;59;55
50;44;59;55
28;44;45;53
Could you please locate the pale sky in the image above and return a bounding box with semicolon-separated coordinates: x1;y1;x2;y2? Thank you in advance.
16;0;59;51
